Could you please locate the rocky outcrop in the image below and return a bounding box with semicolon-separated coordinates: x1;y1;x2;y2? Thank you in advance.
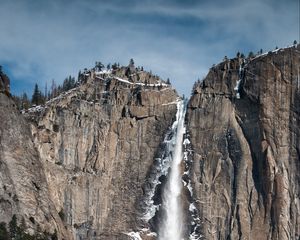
0;84;71;239
187;45;300;240
27;68;179;239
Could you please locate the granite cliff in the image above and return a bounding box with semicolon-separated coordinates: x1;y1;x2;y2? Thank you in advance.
25;66;179;239
0;45;299;240
0;69;71;239
187;45;300;239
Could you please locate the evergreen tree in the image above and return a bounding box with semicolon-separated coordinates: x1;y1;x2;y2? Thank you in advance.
62;76;76;92
129;58;135;66
294;40;297;45
32;84;42;105
70;76;75;88
62;78;68;91
166;78;171;85
248;51;254;58
95;61;104;71
78;70;82;82
112;63;118;70
0;222;9;240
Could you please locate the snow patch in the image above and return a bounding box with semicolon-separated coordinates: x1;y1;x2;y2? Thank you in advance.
126;232;142;240
95;69;112;75
27;105;44;113
183;138;190;146
162;101;178;106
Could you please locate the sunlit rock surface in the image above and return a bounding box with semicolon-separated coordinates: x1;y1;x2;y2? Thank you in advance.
187;45;300;240
28;68;179;239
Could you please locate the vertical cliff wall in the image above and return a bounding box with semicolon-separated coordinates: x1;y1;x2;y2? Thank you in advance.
187;46;300;240
27;68;179;239
0;74;71;239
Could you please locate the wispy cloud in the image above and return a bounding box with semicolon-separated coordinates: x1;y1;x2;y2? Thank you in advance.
0;0;298;96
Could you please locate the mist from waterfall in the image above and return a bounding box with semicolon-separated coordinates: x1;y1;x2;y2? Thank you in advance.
158;100;186;240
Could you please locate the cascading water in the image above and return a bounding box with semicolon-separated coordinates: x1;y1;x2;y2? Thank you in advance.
158;99;186;240
130;98;201;240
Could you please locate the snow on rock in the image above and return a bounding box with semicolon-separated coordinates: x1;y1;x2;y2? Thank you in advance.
113;76;169;88
27;105;45;113
162;101;178;106
183;138;190;146
126;232;142;240
126;228;157;240
95;69;112;75
189;203;197;212
114;77;133;85
187;182;193;196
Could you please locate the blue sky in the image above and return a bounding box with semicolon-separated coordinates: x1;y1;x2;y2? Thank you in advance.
0;0;298;97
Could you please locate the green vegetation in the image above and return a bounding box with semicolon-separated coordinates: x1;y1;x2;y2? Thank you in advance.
31;84;44;106
0;222;9;240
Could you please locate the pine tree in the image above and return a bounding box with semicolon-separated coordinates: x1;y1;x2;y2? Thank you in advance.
0;222;9;240
248;51;254;58
129;58;135;66
78;70;82;82
95;61;104;71
32;84;42;105
70;76;75;88
112;63;118;70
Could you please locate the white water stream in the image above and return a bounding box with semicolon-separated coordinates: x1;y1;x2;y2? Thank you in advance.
158;100;186;240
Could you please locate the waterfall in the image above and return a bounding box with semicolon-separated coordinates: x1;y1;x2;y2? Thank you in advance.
158;99;186;240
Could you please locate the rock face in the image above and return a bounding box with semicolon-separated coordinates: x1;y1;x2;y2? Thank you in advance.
27;68;179;239
0;76;71;239
187;45;300;240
